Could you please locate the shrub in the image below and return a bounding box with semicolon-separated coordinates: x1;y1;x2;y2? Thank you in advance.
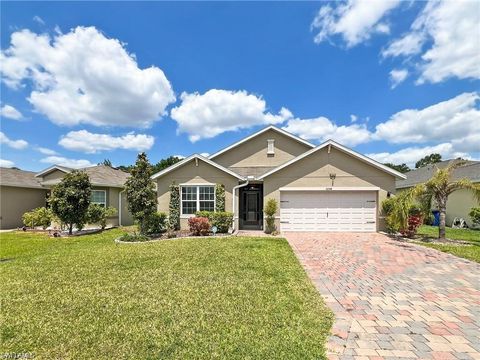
143;212;168;234
195;211;233;233
264;198;278;234
169;183;180;231
215;184;225;212
382;196;424;237
22;207;52;229
469;207;480;227
118;233;150;242
87;204;118;230
188;217;210;236
381;197;399;233
49;171;91;235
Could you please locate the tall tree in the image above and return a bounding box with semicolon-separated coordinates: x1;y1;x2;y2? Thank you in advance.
415;153;442;169
384;163;411;173
416;162;480;239
50;171;92;235
151;156;182;174
124;152;157;234
99;159;112;167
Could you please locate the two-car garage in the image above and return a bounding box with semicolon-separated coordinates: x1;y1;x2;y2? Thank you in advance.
279;189;377;232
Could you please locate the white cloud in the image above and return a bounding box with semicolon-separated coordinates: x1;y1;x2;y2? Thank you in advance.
282;117;372;147
33;16;45;25
0;105;23;120
389;69;408;89
0;159;15;168
383;0;480;83
374;92;480;152
200;152;210;158
311;0;401;47
36;147;58;155
170;89;293;142
0;131;28;149
367;143;471;167
0;26;175;127
173;154;186;159
350;114;358;122
59;130;155;153
40;156;94;168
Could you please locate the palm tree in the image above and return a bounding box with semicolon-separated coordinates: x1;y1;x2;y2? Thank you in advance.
416;162;480;239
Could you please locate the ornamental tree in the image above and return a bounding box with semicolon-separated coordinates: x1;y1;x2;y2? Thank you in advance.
125;152;157;234
50;171;92;235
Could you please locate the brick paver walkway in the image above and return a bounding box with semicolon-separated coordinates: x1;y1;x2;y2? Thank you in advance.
285;232;480;360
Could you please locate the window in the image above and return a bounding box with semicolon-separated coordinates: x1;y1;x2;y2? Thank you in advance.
91;190;106;207
181;185;215;215
267;139;275;155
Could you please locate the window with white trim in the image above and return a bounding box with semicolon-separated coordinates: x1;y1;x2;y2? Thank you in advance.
91;190;106;207
181;185;215;215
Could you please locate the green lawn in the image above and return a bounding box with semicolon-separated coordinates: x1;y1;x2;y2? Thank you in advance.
415;225;480;263
0;229;333;359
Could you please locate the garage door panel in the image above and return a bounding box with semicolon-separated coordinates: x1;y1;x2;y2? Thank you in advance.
280;191;377;232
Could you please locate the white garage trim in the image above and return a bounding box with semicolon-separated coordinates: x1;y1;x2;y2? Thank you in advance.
279;186;380;191
280;190;377;232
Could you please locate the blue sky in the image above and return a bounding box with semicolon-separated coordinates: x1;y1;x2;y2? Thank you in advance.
1;1;479;171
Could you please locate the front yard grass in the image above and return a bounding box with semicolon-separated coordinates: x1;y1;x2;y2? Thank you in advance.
415;225;480;263
0;229;333;359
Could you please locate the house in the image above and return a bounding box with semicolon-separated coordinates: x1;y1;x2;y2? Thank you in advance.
152;126;406;232
0;165;134;229
396;160;480;227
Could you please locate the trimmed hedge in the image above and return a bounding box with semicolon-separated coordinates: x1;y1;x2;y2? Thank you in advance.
195;211;233;233
188;217;210;236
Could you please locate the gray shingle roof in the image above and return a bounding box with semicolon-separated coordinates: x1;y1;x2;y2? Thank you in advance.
396;160;480;189
0;168;44;189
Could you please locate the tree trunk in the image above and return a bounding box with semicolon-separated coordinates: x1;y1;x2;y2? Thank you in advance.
438;201;446;240
69;223;73;235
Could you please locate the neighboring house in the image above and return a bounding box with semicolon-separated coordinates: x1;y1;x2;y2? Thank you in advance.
152;126;406;232
0;165;134;229
396;160;480;227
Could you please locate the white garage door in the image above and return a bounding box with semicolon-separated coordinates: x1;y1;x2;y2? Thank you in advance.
280;191;377;232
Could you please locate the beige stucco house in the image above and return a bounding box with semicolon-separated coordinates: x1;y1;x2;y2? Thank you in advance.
396;160;480;228
0;165;133;229
152;126;406;232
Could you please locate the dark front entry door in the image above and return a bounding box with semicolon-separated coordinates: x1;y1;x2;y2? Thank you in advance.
239;184;263;230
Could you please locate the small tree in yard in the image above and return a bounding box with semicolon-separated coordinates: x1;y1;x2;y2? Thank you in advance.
50;171;92;235
125;152;157;234
416;162;480;239
264;198;278;234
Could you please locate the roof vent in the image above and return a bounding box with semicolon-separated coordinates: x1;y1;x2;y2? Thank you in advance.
267;139;275;155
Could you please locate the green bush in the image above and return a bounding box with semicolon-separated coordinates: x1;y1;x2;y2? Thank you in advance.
195;211;234;233
143;212;168;234
215;184;225;212
264;198;278;234
87;204;118;230
118;233;150;242
169;183;180;230
469;207;480;227
22;207;52;229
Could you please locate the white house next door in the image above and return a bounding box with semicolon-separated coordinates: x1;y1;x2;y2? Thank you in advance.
280;191;377;232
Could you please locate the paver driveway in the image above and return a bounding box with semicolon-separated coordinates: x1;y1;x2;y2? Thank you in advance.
285;232;480;360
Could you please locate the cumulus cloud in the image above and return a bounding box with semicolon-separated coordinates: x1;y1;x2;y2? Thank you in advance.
389;69;408;88
59;130;155;153
374;92;480;152
282;117;372;147
350;114;358;122
40;156;94;168
0;131;28;149
0;105;23;120
383;0;480;83
311;0;401;47
367;143;472;168
170;89;293;142
0;26;175;127
36;147;58;155
0;159;15;168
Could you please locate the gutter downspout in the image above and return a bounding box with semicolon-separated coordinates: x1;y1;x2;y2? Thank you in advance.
232;180;249;231
118;189;125;227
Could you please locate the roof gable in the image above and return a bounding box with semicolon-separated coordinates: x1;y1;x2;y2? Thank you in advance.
151;154;245;180
258;139;407;180
208;125;315;160
35;165;72;177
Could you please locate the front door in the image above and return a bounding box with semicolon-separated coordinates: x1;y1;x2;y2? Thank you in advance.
239;184;263;230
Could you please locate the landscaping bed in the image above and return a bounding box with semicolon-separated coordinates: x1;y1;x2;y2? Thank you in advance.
0;229;333;359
